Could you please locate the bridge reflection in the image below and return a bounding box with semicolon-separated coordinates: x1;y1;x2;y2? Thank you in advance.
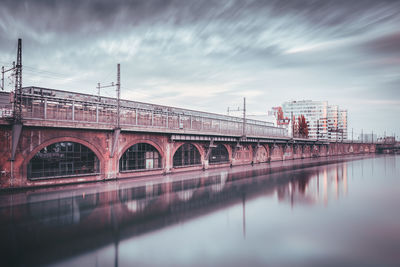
0;161;352;266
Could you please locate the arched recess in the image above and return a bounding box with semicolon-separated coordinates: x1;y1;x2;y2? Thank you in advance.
271;144;283;157
119;142;163;171
26;138;102;180
255;145;269;163
173;143;202;167
209;144;230;164
303;145;311;154
295;145;302;155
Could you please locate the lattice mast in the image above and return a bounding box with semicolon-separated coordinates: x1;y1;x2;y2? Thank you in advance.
14;38;22;122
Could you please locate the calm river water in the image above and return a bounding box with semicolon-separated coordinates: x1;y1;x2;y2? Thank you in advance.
1;155;399;266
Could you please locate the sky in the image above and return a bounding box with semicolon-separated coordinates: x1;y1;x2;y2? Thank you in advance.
0;0;399;138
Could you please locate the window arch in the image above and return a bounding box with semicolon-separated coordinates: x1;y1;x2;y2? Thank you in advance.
209;144;229;163
119;143;161;171
28;142;100;179
173;144;201;167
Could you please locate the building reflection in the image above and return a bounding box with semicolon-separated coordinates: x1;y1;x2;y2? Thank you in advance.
276;163;349;206
0;160;351;266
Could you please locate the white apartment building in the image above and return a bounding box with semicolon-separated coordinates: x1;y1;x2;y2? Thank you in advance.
281;100;347;140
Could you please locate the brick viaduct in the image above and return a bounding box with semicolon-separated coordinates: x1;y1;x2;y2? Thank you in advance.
0;124;376;189
0;87;376;189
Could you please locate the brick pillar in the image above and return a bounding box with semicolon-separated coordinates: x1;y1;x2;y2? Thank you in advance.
164;142;173;174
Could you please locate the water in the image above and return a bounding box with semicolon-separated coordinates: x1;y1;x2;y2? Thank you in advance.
1;155;399;266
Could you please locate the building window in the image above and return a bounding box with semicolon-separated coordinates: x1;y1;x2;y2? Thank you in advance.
173;144;201;167
209;144;229;163
120;143;161;171
28;142;100;179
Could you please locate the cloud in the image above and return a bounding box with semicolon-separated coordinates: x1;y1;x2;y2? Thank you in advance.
0;0;399;135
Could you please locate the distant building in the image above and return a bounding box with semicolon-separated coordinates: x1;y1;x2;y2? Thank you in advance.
277;100;347;140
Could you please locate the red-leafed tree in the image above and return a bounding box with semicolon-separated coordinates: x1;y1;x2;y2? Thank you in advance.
297;115;309;138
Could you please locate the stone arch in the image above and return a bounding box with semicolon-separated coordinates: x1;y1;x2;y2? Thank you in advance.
24;137;104;180
119;140;164;171
319;145;327;156
254;145;269;163
295;145;302;155
269;144;283;161
284;144;292;154
369;145;375;153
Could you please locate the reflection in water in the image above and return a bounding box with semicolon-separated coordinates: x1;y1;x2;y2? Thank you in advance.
1;156;399;266
276;163;349;207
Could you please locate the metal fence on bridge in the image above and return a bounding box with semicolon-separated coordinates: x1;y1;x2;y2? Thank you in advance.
2;87;288;138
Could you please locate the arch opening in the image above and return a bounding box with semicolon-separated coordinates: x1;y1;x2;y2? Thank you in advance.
27;142;100;180
173;144;201;167
209;144;229;164
119;143;161;171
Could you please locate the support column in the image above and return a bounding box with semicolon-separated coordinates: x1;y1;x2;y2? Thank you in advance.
164;141;173;174
110;128;120;159
203;139;215;170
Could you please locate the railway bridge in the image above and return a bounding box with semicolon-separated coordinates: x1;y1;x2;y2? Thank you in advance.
0;87;376;189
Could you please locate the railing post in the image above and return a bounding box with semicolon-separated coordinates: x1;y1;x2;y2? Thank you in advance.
135;108;138;125
166;112;169;128
151;110;154;126
72;101;75;121
96;104;99;123
44;98;47;120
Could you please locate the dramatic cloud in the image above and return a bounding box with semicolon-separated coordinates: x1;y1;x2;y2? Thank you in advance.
0;0;399;137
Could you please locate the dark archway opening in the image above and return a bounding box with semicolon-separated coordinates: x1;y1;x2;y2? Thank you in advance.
120;143;161;171
209;144;229;164
28;142;100;179
173;144;201;167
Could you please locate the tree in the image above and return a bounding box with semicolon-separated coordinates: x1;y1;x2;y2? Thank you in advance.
294;115;309;138
298;115;309;138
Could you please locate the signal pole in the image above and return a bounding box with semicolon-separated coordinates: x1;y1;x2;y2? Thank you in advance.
96;64;120;128
98;64;121;158
1;62;16;91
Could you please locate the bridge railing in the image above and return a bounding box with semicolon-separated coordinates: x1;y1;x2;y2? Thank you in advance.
16;86;288;138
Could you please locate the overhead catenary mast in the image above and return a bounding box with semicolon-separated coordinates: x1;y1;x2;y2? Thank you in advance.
14;38;23;122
